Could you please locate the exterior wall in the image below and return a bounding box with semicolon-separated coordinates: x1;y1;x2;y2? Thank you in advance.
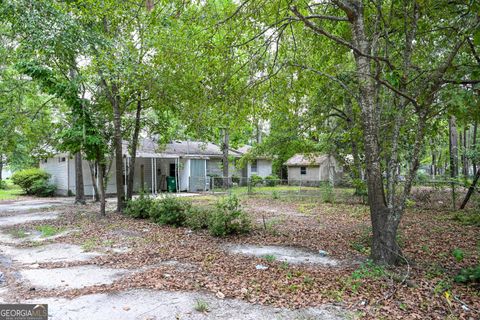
206;158;242;178
1;168;12;179
246;159;272;179
287;166;320;183
40;156;70;196
287;157;344;185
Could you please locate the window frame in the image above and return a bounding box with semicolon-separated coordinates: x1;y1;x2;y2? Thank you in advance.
300;166;307;175
251;159;258;173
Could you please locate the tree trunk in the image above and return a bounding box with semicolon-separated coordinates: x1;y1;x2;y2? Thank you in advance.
349;4;401;265
449;116;459;209
473;122;478;175
431;149;436;178
126;94;142;200
112;93;125;213
0;155;3;182
222;128;231;188
463;126;468;176
88;161;100;202
449;116;459;177
99;162;106;216
75;152;86;204
460;168;480;209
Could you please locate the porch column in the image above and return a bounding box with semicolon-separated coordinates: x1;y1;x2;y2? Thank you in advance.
154;158;157;195
151;158;154;195
124;156;128;197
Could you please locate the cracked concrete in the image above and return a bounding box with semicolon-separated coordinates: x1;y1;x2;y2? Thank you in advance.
226;244;338;266
0;212;59;227
20;265;128;290
27;289;346;320
0;243;102;265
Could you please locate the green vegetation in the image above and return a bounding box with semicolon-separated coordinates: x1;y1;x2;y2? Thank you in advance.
124;194;251;237
36;225;63;237
452;212;480;227
454;265;480;284
194;299;209;313
150;196;191;227
207;195;251;237
11;168;55;197
263;254;276;262
0;180;23;200
10;229;27;238
124;195;156;219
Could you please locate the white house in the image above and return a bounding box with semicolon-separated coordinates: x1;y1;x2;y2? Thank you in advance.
285;153;343;186
40;139;273;196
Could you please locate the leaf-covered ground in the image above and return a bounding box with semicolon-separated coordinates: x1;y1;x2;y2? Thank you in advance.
7;191;480;319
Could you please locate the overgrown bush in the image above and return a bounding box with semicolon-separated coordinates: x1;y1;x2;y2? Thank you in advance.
30;179;56;197
250;174;263;187
124;195;156;219
265;175;279;187
150;196;191;227
208;194;251;237
185;206;213;230
11;168;51;196
0;180;6;190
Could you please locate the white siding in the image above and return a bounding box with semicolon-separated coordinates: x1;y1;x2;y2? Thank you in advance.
40;156;69;195
247;159;272;178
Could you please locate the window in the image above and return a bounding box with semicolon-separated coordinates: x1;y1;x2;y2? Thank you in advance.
41;159;48;164
300;167;307;175
251;160;258;173
58;157;66;162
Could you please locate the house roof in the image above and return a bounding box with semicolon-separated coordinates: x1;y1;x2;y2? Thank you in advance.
284;153;331;166
123;139;245;159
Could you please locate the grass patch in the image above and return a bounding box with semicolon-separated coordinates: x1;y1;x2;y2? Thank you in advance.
194;299;209;313
263;254;276;262
10;229;28;238
0;180;23;200
35;225;64;237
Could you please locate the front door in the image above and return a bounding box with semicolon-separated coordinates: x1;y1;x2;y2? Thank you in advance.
190;159;206;191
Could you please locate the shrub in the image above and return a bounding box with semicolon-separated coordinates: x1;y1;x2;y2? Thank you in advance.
208;194;251;237
150;196;191;227
0;180;6;190
30;179;56;197
185;206;213;230
250;174;263;187
11;168;50;195
124;195;156;219
454;264;480;284
321;183;335;203
265;175;279;187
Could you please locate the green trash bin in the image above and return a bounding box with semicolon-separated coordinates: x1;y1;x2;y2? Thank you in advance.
166;176;176;193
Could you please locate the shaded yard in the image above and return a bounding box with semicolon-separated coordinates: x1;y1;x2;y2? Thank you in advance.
0;188;478;319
